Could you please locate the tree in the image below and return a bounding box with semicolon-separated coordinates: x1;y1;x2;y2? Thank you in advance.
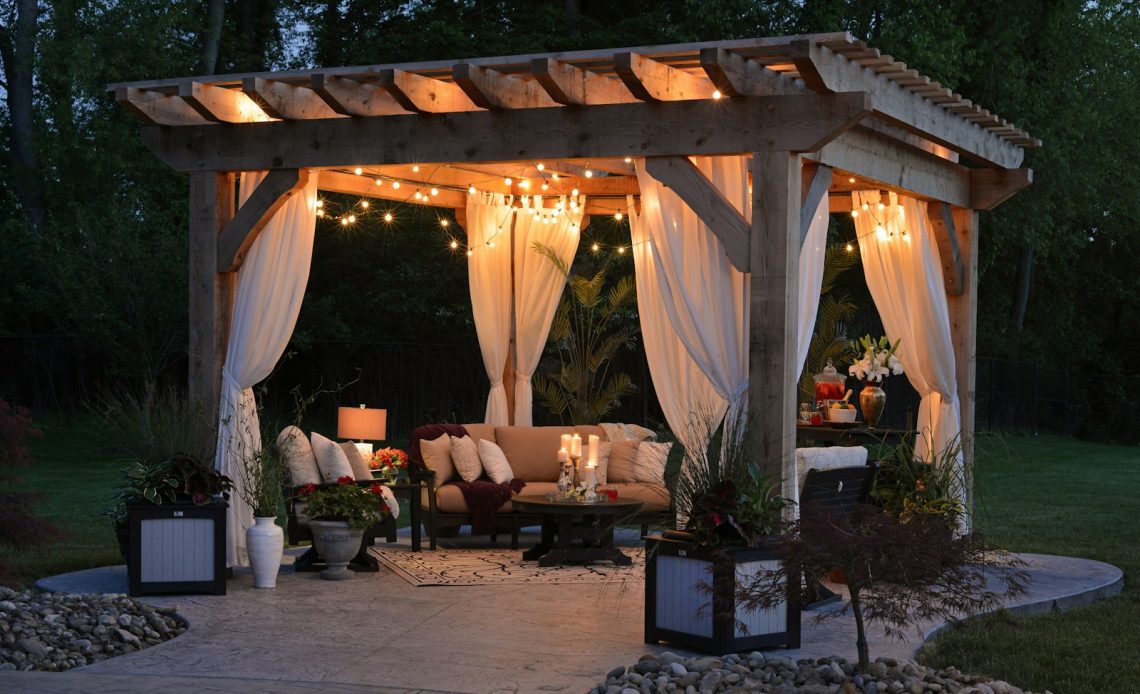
0;0;47;237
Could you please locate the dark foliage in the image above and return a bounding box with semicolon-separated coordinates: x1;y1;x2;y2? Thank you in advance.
737;504;1028;672
0;401;58;583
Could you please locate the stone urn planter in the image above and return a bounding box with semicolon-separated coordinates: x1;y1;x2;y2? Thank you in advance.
309;520;365;580
246;516;285;588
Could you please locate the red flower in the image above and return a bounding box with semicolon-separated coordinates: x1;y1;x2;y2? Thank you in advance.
379;502;390;515
336;475;355;485
369;483;385;496
298;483;318;496
192;492;208;505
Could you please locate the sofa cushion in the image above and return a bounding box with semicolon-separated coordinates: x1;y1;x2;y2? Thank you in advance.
605;439;641;482
311;432;355;482
340;442;374;481
421;433;455;488
478;439;514;484
633;442;672;485
494;426;577;482
463;423;498;445
573;424;608;442
607;483;671;513
449;435;484;482
276;426;321;487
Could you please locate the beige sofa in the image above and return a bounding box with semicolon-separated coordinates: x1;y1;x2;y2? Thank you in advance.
415;424;673;549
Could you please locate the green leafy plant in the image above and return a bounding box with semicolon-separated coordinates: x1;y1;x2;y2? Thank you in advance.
238;447;285;518
531;242;639;424
296;477;389;529
106;454;234;531
872;433;968;529
672;410;791;547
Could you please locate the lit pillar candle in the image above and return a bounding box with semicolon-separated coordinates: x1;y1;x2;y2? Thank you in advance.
557;448;569;463
584;463;598;487
587;434;600;462
560;434;572;453
569;434;582;458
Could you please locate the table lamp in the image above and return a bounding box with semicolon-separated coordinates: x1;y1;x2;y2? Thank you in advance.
337;405;387;460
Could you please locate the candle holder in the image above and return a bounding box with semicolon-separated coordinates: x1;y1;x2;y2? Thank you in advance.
569;453;582;488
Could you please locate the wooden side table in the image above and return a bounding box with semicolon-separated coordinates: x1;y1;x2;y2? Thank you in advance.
375;480;426;552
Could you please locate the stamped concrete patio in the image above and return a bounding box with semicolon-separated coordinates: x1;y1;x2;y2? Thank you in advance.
0;528;1122;694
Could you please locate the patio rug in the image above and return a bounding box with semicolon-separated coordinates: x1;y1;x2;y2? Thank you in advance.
371;547;645;586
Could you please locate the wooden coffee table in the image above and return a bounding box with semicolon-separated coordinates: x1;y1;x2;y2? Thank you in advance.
511;494;644;567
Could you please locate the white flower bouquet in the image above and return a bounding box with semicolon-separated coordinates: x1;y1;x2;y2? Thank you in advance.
848;335;904;383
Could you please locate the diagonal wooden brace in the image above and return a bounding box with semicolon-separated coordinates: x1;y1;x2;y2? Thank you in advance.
217;169;310;272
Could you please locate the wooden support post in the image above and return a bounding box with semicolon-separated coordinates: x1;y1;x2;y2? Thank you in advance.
188;172;235;462
749;152;801;496
947;208;978;517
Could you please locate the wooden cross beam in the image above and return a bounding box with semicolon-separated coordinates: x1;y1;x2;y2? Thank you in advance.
927;201;965;296
243;77;343;120
217;169;310;272
530;58;638;105
310;74;410;117
453;63;560;110
377;68;479;113
614;52;717;101
141;93;872;172
643;156;751;272
179;82;273;123
800;163;832;247
969;168;1033;211
115;87;211;126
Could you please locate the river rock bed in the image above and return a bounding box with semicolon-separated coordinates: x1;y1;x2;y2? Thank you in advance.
0;586;184;671
590;652;1052;694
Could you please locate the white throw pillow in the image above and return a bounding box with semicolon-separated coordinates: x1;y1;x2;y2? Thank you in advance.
276;426;321;487
340;442;374;481
633;441;672;486
311;431;356;482
449;435;484;482
421;433;456;488
596;441;613;485
478;439;514;484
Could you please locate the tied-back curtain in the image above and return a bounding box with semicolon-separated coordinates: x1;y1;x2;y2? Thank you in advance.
466;191;514;425
633;157;751;426
216;170;319;568
852;191;961;464
797;193;830;379
512;195;585;426
628;196;726;454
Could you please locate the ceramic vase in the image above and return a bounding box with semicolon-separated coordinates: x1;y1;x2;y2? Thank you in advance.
859;381;887;429
309;520;364;580
246;516;284;588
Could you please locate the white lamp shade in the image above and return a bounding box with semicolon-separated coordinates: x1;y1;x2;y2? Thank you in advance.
337;406;387;441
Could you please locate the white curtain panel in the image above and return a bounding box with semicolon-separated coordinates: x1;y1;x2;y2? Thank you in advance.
797;193;830;379
633;157;751;426
466;191;515;425
852;191;962;464
215;170;319;568
512;195;585;426
628;198;727;454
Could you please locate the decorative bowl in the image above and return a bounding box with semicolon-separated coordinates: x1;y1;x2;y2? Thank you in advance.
827;406;857;423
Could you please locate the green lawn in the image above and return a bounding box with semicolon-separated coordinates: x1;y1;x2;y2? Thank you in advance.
919;434;1140;694
4;422;1138;693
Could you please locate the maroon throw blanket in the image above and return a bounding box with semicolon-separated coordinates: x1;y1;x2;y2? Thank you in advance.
452;478;526;534
408;423;468;473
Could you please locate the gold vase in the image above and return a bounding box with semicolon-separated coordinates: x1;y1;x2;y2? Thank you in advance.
859;381;887;429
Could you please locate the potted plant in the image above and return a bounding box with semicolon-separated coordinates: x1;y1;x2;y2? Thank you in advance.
295;476;390;580
369;447;409;483
848;334;904;428
872;432;968;530
645;414;799;654
107;454;233;596
237;445;285;588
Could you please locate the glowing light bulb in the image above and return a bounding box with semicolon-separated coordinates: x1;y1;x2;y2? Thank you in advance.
441;219;450;228
536;163;545;171
468;185;476;194
712;89;722;100
519;180;530;190
360;200;370;209
569;224;578;232
551;173;559;181
845;242;853;252
375;178;383;186
624;157;632;163
614;212;623;221
450;239;459;249
340;217;350;226
571;188;579;197
315;199;324;208
392;181;400;189
877;202;885;211
384;212;394;223
569;201;578;210
616;246;626;254
488;241;495;248
414;191;422;200
347;215;356;223
592;243;600;252
861;202;869;211
584;170;593;178
848;177;856;184
504;177;512;185
541;183;549;191
850;210;859;218
353;167;363;175
466;249;473;257
430;187;439;196
412;165;420;173
316;209;325;217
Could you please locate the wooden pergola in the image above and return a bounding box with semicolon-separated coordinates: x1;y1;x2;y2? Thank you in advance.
110;32;1036;485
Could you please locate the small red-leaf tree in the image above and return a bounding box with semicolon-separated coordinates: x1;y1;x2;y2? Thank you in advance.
0;400;59;584
737;503;1029;673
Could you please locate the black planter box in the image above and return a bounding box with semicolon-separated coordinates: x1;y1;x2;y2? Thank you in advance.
127;501;227;597
644;534;799;654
